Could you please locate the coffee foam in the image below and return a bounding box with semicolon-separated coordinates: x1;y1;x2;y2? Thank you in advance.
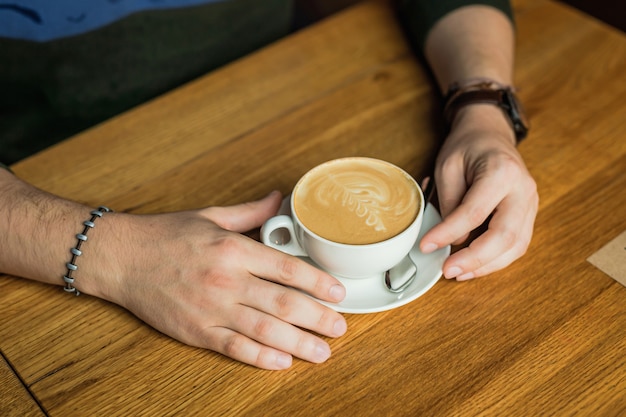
293;158;420;245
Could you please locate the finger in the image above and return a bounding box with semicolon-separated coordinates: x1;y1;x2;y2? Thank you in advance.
243;276;347;338
453;222;530;281
435;163;467;220
243;239;346;303
442;191;537;279
422;174;508;252
456;245;520;281
206;326;294;370
457;193;537;280
419;167;468;253
229;305;334;365
203;190;283;233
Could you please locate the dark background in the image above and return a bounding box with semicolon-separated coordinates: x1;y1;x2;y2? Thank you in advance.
296;0;625;33
558;0;624;32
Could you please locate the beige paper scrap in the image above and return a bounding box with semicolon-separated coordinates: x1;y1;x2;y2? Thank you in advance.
587;230;626;287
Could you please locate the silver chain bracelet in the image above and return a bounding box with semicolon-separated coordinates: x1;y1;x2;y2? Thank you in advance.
63;206;112;295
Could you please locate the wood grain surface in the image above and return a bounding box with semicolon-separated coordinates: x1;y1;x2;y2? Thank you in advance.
1;0;625;415
0;355;44;417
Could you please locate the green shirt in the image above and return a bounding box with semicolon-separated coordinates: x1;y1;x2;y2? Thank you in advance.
400;0;513;48
0;0;512;164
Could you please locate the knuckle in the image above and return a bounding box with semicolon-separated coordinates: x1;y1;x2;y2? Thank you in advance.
294;333;311;357
253;316;275;342
464;245;488;271
316;308;335;333
499;227;518;251
314;274;328;297
465;204;489;227
485;153;522;182
526;176;538;195
468;253;485;271
516;244;529;259
208;234;248;272
202;270;230;291
255;348;280;370
222;332;246;358
513;234;532;259
438;154;462;178
212;233;242;256
273;289;295;318
527;180;540;208
275;256;299;283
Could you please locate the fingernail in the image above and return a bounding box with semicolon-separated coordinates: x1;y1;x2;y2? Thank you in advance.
329;284;345;301
457;272;475;281
333;319;347;336
313;342;331;363
275;353;292;369
422;243;438;254
445;266;462;279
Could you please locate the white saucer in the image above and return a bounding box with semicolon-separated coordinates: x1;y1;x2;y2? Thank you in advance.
276;199;451;314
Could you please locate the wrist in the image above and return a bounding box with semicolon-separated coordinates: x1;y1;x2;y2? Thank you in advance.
443;79;529;145
0;174;130;306
74;211;130;304
0;178;94;287
450;104;518;147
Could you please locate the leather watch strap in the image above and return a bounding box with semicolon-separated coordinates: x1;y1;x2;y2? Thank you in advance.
443;80;529;144
444;88;506;126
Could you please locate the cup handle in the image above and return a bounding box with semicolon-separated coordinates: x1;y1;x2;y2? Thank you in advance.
260;215;308;257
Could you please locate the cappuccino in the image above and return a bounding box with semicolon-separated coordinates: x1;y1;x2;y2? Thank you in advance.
293;158;420;245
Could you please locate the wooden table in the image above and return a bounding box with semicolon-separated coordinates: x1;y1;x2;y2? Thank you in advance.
2;0;625;415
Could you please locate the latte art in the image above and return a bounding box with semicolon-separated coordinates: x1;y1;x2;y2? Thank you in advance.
293;158;420;245
318;171;398;232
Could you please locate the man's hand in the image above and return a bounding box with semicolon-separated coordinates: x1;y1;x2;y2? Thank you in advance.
88;191;348;370
420;105;538;280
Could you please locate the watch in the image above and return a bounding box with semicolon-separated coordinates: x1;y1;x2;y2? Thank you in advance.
443;80;529;144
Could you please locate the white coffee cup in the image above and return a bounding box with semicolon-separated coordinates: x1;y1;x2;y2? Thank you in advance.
261;157;424;279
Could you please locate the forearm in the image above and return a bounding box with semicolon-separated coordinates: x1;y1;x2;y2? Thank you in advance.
422;5;518;146
423;5;515;92
0;169;122;299
0;168;350;369
413;3;537;280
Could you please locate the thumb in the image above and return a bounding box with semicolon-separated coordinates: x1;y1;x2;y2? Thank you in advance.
202;190;283;233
